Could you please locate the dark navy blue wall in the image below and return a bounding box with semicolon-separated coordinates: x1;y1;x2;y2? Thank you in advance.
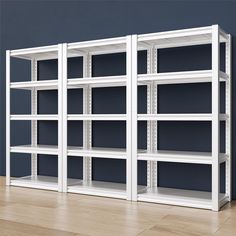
0;0;235;198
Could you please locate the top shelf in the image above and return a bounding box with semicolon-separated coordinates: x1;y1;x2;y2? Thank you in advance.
9;25;230;61
9;37;127;60
138;25;229;49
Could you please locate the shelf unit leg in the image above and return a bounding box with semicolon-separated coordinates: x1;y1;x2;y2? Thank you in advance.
31;59;38;180
147;47;158;188
211;25;220;211
131;35;138;201
58;43;67;192
126;35;132;200
225;35;232;201
6;50;11;186
62;43;68;192
83;54;92;182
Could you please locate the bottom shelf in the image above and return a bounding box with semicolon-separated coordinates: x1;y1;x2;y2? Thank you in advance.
138;186;229;210
68;180;146;199
10;177;229;210
10;175;80;191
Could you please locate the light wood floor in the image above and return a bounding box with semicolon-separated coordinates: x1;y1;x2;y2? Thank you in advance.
0;177;235;236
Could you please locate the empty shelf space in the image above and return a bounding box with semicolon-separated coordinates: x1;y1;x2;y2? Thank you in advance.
138;150;228;164
138;113;228;121
10;45;59;60
68;114;127;121
138;187;228;209
10;175;80;191
68;180;146;199
68;36;127;55
10;114;58;120
138;70;228;85
68;147;127;159
10;175;58;190
138;26;228;49
10;80;58;90
10;145;58;155
68;75;126;88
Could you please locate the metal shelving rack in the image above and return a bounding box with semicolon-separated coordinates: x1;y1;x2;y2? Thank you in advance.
6;25;231;211
6;44;66;191
63;36;133;199
131;25;232;211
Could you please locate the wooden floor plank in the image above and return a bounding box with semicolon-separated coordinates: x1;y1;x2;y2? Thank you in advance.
0;219;80;236
0;177;235;236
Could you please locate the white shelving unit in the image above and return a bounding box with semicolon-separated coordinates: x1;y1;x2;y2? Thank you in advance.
131;25;232;211
6;44;65;191
6;25;231;211
64;36;133;200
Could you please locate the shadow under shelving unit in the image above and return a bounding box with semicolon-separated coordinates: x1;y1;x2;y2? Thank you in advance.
6;25;231;211
131;25;231;211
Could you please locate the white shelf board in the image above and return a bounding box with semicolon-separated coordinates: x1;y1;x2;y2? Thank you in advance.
138;26;228;49
10;45;59;60
10;45;84;61
138;187;228;209
138;70;228;85
68;147;127;159
10;114;58;121
68;180;146;199
10;70;228;91
138;113;228;121
10;145;58;155
10;80;58;90
67;75;126;88
68;114;127;121
138;150;228;164
68;36;127;55
10;175;80;191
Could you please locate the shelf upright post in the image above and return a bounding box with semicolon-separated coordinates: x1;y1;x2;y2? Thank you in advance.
58;44;64;192
147;47;158;188
126;35;132;200
83;53;92;182
62;43;68;192
211;25;220;211
225;34;232;201
6;50;11;186
131;34;138;201
31;58;38;180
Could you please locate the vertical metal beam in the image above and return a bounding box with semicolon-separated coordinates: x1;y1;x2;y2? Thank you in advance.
147;50;152;188
153;48;158;187
6;50;11;186
225;35;232;201
83;54;92;182
62;43;68;192
31;59;38;180
131;35;138;201
211;25;220;211
126;35;132;200
147;47;158;188
58;44;64;192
